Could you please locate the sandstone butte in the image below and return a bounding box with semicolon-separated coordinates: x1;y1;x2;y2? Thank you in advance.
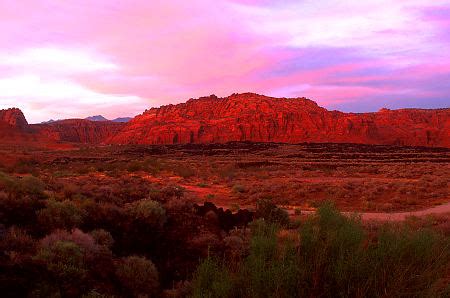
1;93;449;147
107;93;450;147
0;108;124;144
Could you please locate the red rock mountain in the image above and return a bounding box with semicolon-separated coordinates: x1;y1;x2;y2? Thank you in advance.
0;108;28;128
31;119;125;144
0;108;46;145
107;93;450;147
1;94;449;147
0;108;124;145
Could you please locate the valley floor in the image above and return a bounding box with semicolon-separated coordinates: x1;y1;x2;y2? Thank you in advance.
1;142;449;214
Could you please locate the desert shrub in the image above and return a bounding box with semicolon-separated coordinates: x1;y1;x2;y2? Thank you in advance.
223;235;246;259
52;170;74;178
232;184;246;193
17;175;46;197
90;229;114;249
142;157;164;175
239;220;299;298
0;226;36;263
148;184;185;201
126;199;166;229
0;171;16;191
115;256;160;297
255;198;290;227
36;229;114;293
147;187;162;201
34;232;91;297
0;172;45;198
205;194;215;200
0;191;45;228
160;184;185;200
14;158;39;174
127;161;142;172
82;289;111;298
40;229;99;258
188;231;223;257
218;165;236;180
62;183;81;199
191;203;450;297
81;201;126;234
37;199;84;231
173;164;196;179
191;256;233;298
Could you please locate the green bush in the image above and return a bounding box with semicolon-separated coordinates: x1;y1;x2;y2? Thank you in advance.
115;256;160;296
14;158;39;174
126;199;166;228
142;157;164;175
0;171;16;191
174;164;196;179
191;203;450;297
90;229;114;248
255;198;290;227
0;226;36;258
238;220;299;297
191;256;233;298
0;173;46;198
35;240;87;282
37;199;84;231
17;175;46;197
149;184;185;201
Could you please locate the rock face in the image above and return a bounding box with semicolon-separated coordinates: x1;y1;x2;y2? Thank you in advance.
1;94;449;147
108;93;450;147
32;119;125;144
0;108;124;144
0;108;28;128
0;108;46;145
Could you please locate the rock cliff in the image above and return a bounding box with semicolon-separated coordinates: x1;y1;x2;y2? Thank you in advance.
32;119;125;144
107;93;450;147
1;94;449;147
0;108;28;128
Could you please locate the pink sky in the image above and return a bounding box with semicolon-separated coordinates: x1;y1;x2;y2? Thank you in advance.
0;0;449;123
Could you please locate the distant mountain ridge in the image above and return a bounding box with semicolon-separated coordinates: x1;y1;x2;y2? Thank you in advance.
39;115;132;124
1;93;449;147
85;115;132;123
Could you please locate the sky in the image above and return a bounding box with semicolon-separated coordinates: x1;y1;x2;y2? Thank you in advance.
0;0;449;123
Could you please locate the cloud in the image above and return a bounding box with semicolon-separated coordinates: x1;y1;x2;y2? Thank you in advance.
0;0;449;122
0;75;145;122
0;48;118;75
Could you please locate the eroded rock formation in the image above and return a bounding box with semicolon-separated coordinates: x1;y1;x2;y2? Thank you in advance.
32;119;125;144
0;108;28;128
108;93;450;147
